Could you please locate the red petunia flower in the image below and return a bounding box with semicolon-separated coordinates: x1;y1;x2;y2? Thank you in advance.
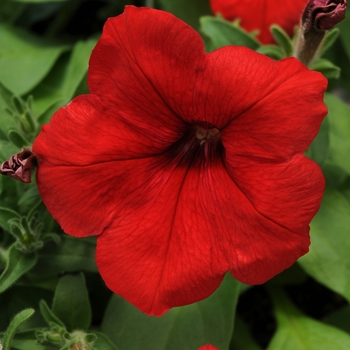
33;6;327;316
210;0;308;44
198;345;219;350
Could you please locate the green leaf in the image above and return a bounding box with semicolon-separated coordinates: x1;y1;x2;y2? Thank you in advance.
231;317;262;350
52;273;91;331
0;245;37;293
267;287;350;350
0;285;53;330
256;45;285;60
0;24;70;95
39;300;65;327
17;185;40;211
311;58;340;79
1;308;35;350
270;25;293;56
338;9;350;60
31;38;97;121
9;339;47;350
10;329;49;350
93;332;120;350
326;305;350;334
31;235;97;277
7;130;30;148
320;28;340;55
0;140;17;161
322;93;350;175
0;207;21;232
157;0;211;29
298;188;350;303
306;114;330;167
0;84;20;137
102;274;240;350
200;16;260;51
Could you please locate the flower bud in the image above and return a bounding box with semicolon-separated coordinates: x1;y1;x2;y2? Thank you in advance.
303;0;347;32
0;149;38;183
295;0;347;65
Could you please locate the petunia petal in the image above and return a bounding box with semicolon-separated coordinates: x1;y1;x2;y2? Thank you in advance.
198;345;219;350
224;153;325;242
95;155;228;315
88;6;206;125
191;47;327;159
96;152;318;315
33;94;184;166
34;149;169;237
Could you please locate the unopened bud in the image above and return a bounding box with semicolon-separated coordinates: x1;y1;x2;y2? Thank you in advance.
303;0;347;31
0;149;38;183
295;0;347;65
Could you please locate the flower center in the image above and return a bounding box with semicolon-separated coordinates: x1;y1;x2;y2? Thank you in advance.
195;127;221;145
168;124;223;167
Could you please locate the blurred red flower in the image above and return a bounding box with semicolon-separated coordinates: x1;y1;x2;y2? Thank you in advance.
198;345;219;350
210;0;308;43
33;6;327;316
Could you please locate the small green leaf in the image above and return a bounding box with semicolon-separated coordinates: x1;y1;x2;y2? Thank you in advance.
52;273;91;331
298;188;350;303
0;245;37;293
270;25;293;56
17;186;40;210
31;38;97;121
0;84;19;137
306;114;330;167
8;329;48;350
256;45;285;60
0;207;21;232
39;300;65;327
102;274;240;350
9;339;47;350
322;93;350;175
267;287;350;350
200;16;260;51
31;235;97;277
1;308;35;350
321;28;340;55
311;58;341;79
92;332;120;350
7;130;30;148
338;10;350;60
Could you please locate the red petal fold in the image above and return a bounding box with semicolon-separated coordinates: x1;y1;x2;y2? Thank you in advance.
96;152;320;315
88;6;206;126
208;50;327;161
225;154;325;241
186;47;327;140
33;94;184;166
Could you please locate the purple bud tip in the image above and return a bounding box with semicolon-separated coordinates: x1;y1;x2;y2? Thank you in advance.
303;0;347;32
0;149;38;183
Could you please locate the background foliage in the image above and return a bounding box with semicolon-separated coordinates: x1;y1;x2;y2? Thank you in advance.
1;0;350;349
